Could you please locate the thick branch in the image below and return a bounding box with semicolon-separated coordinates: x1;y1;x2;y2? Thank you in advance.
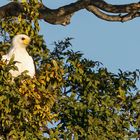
0;2;23;18
0;1;140;25
39;0;91;25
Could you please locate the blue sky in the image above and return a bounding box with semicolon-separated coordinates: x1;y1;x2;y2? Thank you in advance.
40;0;140;74
1;0;140;73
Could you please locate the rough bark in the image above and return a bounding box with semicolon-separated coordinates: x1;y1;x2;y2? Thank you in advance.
0;0;140;25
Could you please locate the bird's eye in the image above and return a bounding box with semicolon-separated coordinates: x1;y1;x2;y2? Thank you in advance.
21;37;25;40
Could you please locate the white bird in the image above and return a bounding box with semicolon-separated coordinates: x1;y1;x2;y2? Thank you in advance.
2;34;35;78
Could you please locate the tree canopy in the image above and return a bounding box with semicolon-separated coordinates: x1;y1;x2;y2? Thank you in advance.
0;0;140;139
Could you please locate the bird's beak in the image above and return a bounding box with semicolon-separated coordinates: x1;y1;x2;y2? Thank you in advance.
23;38;31;46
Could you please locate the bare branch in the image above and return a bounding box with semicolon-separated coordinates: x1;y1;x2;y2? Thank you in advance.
86;5;139;22
38;0;91;25
0;0;140;25
91;0;140;13
0;2;23;18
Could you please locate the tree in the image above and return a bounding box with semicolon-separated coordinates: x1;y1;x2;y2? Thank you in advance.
0;0;140;139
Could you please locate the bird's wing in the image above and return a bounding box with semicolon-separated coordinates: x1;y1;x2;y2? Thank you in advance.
2;46;15;62
25;55;35;77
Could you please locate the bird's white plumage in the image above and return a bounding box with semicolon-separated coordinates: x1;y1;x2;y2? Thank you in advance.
2;34;35;78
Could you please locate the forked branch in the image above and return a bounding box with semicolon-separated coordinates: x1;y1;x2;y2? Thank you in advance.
0;0;140;25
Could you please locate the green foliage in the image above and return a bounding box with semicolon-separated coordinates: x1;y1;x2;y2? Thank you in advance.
0;0;62;139
50;40;140;140
0;0;140;139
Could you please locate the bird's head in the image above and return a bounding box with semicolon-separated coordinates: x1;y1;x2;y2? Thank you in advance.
12;34;31;48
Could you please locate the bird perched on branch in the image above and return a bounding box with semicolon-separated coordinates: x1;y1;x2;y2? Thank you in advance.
2;34;35;78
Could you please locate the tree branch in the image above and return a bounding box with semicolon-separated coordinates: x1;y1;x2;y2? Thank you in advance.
0;1;140;26
92;0;140;13
86;5;139;22
0;2;23;18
